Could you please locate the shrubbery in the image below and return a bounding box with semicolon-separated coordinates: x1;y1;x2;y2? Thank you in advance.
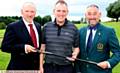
0;22;6;29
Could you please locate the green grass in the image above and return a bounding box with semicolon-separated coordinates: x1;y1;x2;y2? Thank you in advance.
0;29;10;70
0;22;120;72
0;50;10;69
0;29;5;36
0;29;5;47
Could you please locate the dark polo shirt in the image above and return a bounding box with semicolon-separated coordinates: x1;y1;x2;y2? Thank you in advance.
42;19;79;65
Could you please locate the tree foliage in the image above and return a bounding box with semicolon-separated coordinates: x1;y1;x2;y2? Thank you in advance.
0;15;52;27
106;0;120;22
42;15;52;25
34;16;42;25
0;16;20;25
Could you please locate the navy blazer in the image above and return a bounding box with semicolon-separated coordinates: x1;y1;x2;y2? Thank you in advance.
1;19;41;70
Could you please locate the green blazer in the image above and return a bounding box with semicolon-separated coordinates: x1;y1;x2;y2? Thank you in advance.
75;23;120;73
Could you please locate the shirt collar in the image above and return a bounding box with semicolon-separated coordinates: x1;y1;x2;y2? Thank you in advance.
22;18;34;26
54;18;68;27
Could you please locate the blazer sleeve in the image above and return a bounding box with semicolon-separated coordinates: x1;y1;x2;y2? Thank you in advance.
1;24;25;54
107;28;120;68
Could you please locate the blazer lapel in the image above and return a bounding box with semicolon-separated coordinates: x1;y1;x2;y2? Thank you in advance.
34;22;41;36
20;20;32;43
82;27;87;52
91;24;102;51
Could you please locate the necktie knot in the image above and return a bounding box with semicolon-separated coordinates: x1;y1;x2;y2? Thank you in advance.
89;26;96;30
89;27;93;31
88;23;100;30
28;24;33;27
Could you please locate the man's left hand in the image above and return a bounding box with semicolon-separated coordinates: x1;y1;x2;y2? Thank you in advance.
97;61;108;69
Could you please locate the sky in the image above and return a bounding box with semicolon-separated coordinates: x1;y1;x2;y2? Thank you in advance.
0;0;117;21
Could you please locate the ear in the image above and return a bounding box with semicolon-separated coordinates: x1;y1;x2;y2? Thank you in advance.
52;9;55;16
85;12;87;18
99;12;101;18
53;9;55;12
21;9;23;15
67;9;69;15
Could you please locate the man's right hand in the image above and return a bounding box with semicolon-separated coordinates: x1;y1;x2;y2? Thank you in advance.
39;67;44;73
25;44;37;53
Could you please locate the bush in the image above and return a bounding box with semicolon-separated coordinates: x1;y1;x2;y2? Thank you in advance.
0;22;6;29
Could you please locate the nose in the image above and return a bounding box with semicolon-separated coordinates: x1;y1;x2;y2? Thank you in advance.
59;11;64;16
28;12;33;16
90;15;95;19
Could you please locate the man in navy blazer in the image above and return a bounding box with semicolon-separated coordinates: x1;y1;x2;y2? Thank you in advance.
1;2;41;70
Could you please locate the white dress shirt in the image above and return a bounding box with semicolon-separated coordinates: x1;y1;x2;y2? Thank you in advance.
85;28;97;47
22;18;39;54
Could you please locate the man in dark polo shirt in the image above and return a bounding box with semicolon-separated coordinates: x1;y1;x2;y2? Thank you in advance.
40;1;80;73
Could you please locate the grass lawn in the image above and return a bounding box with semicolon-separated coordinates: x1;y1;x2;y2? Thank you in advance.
0;29;10;69
0;22;120;72
0;50;10;69
0;29;5;47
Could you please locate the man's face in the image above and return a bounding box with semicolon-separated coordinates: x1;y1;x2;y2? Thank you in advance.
53;3;68;24
21;4;36;23
85;6;101;26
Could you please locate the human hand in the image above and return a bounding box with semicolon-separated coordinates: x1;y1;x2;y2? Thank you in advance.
25;44;37;53
66;57;75;61
97;61;108;69
67;53;77;61
39;67;44;73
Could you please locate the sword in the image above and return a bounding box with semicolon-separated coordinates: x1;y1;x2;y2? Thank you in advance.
36;49;98;65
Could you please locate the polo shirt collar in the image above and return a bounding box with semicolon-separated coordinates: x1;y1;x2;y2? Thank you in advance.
54;18;68;27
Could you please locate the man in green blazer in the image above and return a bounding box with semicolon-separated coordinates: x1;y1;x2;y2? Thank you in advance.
75;4;120;73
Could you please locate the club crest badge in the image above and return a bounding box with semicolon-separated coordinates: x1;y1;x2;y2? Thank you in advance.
97;43;104;51
98;32;101;36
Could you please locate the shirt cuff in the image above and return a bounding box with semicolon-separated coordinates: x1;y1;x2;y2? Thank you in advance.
106;61;111;68
25;45;28;54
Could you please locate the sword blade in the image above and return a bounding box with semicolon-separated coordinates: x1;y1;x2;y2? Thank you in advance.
36;49;98;65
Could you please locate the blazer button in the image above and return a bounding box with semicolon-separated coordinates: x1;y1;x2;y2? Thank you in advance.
86;57;89;60
86;64;89;68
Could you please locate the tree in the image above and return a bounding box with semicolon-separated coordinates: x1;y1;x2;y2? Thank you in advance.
80;17;87;24
42;15;52;25
34;16;42;24
71;20;80;24
0;16;18;25
106;0;120;22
